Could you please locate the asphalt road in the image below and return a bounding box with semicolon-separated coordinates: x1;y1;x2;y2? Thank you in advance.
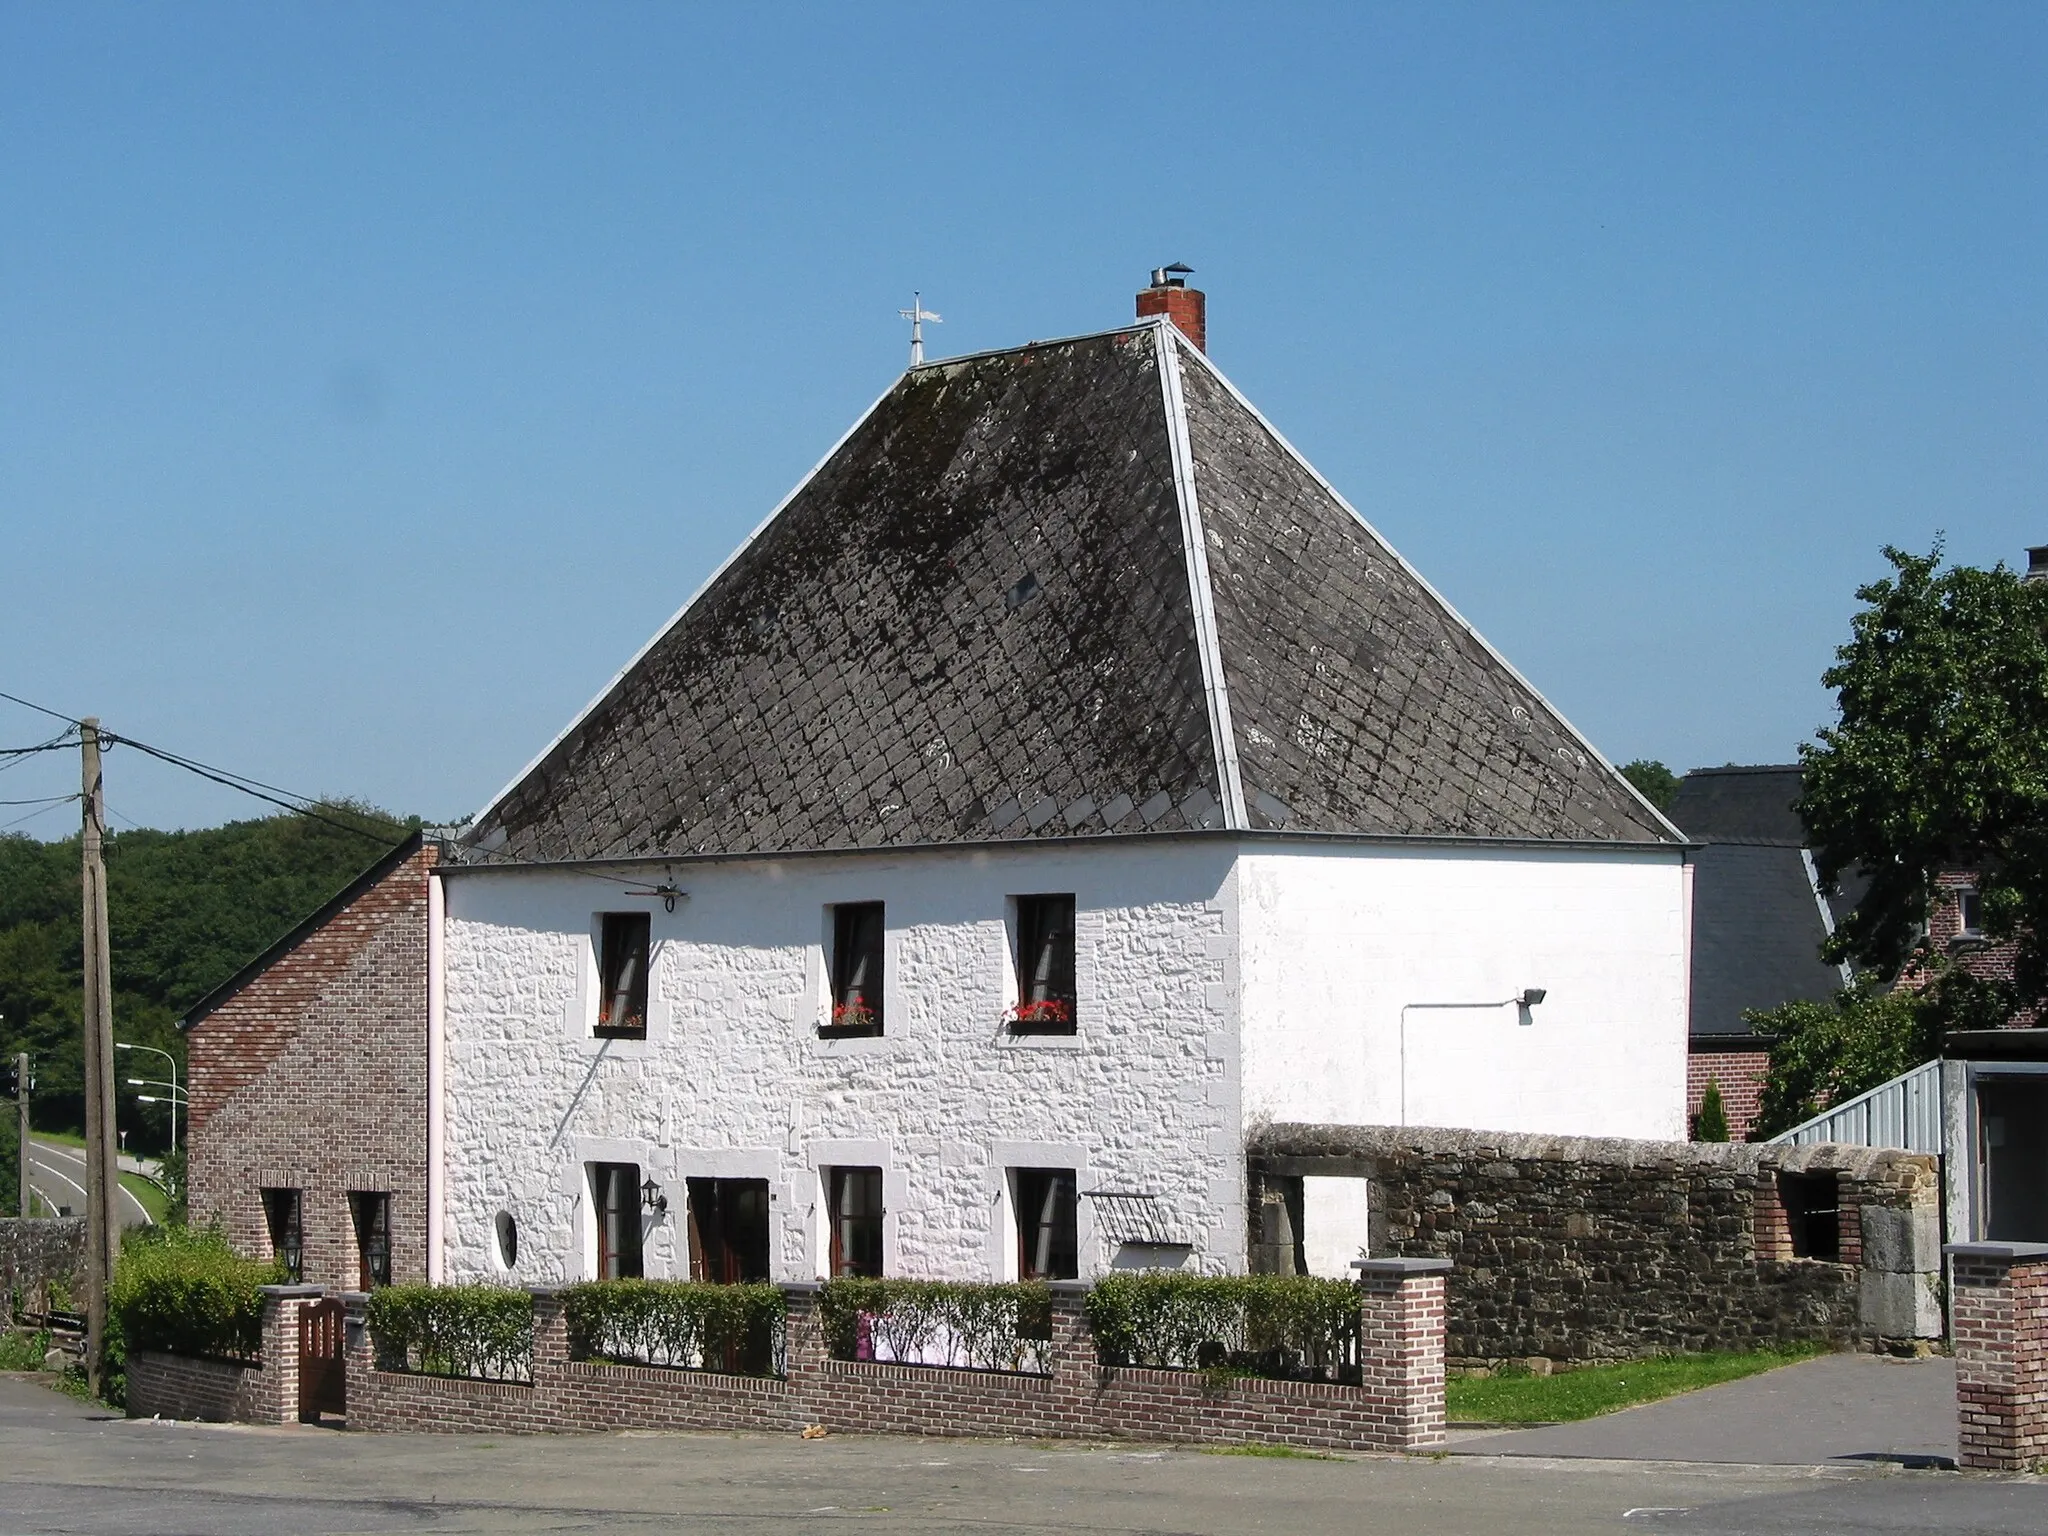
23;1138;152;1226
1;1376;2043;1536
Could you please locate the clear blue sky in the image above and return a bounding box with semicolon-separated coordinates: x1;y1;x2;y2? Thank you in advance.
3;3;2042;834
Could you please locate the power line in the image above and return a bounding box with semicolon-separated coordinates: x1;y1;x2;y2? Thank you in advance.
0;794;79;807
0;688;660;891
0;690;84;728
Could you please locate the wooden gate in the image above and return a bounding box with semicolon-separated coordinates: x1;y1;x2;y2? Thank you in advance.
298;1297;346;1422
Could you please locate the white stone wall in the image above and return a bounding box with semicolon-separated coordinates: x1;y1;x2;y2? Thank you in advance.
1236;844;1689;1141
440;841;1243;1286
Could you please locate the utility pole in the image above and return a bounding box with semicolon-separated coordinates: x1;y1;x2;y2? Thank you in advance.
79;719;119;1398
14;1052;28;1219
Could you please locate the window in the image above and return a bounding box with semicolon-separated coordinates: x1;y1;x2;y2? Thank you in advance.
1778;1173;1840;1261
1957;888;1985;940
592;1162;645;1280
596;912;652;1038
686;1178;771;1283
1012;1168;1079;1280
262;1188;303;1282
823;902;884;1036
827;1166;884;1277
1011;895;1076;1033
494;1210;519;1271
350;1191;392;1289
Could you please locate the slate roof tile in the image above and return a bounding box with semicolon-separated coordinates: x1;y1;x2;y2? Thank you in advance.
470;323;1677;860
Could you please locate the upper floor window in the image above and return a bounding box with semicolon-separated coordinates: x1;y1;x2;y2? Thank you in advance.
823;902;884;1037
1957;888;1985;940
596;912;651;1039
262;1187;303;1282
1010;894;1076;1034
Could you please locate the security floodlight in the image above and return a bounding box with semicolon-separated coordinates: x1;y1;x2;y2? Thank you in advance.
1519;988;1547;1008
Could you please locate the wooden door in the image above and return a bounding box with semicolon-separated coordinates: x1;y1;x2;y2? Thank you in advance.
298;1297;347;1422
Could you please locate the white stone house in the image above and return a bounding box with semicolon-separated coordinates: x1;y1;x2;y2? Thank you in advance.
429;278;1691;1289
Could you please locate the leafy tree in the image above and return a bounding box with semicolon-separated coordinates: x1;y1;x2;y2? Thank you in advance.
1800;543;2048;1027
1749;978;1942;1139
1690;1081;1730;1142
1620;759;1680;813
0;802;413;1149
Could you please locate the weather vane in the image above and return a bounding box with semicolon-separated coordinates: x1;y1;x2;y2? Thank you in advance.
899;292;941;366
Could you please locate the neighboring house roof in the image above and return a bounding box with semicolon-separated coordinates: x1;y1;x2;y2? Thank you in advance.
466;321;1678;863
1670;767;1851;1041
179;830;425;1030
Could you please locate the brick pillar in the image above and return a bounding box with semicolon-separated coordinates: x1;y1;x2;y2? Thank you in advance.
254;1284;324;1427
341;1290;372;1423
1946;1242;2048;1472
1353;1257;1451;1451
1046;1280;1093;1434
782;1283;824;1429
528;1286;567;1406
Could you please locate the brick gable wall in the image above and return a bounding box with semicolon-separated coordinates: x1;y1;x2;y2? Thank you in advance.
1687;1049;1770;1141
186;845;433;1289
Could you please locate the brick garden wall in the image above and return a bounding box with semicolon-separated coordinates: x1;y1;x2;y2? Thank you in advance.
341;1270;1449;1453
125;1351;263;1423
187;840;433;1290
1249;1124;1941;1364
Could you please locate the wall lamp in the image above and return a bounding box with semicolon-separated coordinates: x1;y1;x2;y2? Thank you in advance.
640;1175;668;1215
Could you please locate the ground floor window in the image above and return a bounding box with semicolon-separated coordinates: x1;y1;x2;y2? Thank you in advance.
686;1177;771;1283
593;1162;645;1279
262;1187;303;1282
827;1166;884;1277
349;1191;392;1289
1012;1168;1078;1280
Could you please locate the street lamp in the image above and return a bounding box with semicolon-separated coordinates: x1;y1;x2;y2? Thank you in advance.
126;1080;187;1159
115;1043;180;1158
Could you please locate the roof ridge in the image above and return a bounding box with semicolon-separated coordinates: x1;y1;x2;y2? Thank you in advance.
1154;323;1248;830
906;320;1156;375
1166;327;1684;846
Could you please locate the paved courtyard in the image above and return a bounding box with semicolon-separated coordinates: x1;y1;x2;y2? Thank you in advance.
2;1373;2045;1536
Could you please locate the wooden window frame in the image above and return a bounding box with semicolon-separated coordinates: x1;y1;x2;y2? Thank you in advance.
685;1177;772;1284
822;903;885;1037
1012;1167;1079;1280
595;912;652;1039
593;1162;645;1280
1010;894;1078;1034
826;1166;884;1277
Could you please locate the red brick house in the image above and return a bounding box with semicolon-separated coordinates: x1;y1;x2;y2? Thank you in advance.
183;832;434;1290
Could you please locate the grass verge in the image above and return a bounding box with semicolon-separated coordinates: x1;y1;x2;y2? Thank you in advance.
120;1172;168;1225
1198;1442;1339;1460
1446;1344;1826;1423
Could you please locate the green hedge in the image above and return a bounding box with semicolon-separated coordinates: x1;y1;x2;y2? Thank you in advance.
563;1280;784;1376
1085;1274;1362;1381
819;1279;1052;1374
110;1224;281;1365
366;1285;533;1381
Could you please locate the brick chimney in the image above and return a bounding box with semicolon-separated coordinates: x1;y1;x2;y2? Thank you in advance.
2027;545;2048;584
1137;264;1205;352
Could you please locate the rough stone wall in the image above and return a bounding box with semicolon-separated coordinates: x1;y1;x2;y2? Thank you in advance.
1248;1124;1941;1363
440;841;1241;1286
0;1217;83;1315
1688;1049;1770;1141
187;845;433;1289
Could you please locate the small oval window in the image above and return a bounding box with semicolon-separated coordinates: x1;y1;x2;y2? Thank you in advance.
495;1210;519;1270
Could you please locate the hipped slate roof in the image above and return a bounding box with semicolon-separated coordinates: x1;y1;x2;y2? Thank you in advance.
468;322;1677;862
1669;766;1854;1041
